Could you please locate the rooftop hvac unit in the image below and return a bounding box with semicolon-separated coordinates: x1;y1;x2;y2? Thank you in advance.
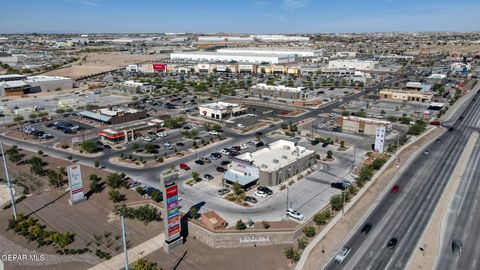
261;164;268;168
273;159;279;163
282;155;288;159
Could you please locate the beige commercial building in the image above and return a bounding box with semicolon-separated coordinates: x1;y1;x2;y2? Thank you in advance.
336;116;392;135
379;89;433;103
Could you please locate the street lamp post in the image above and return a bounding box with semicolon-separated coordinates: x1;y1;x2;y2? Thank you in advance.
1;143;17;221
286;186;289;212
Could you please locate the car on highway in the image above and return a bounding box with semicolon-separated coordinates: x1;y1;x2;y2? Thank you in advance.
254;190;267;198
435;139;441;143
216;167;226;173
286;208;304;221
217;188;230;196
244;196;258;204
452;239;463;254
194;159;205;165
448;127;454;131
257;186;273;195
334;246;351;263
179;163;190;170
203;174;214;180
391;185;400;193
361;223;372;234
387;237;398;249
220;160;231;166
331;182;348;190
423;149;430;155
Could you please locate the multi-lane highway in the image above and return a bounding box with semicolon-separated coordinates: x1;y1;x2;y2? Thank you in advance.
436;99;480;269
322;89;479;270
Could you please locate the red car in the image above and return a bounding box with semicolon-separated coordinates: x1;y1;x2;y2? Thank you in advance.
280;111;289;115
179;163;190;170
216;167;226;172
391;185;400;193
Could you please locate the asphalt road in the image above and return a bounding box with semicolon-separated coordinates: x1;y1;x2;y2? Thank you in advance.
322;90;480;270
436;103;480;268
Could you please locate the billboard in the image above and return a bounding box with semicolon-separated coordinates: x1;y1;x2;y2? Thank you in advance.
374;126;386;153
163;172;180;242
67;165;85;203
153;63;167;71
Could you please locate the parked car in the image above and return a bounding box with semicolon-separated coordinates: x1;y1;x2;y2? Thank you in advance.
254;190;267;198
244;196;258;204
203;174;214;180
452;239;463;254
255;142;264;148
387;238;398;249
334;246;351;263
176;142;184;146
220;160;231;166
209;131;220;135
194;159;205;165
216;167;226;173
217;188;230;196
143;136;154;142
201;157;212;163
128;181;141;189
331;182;348;190
257;186;273;195
157;132;168;138
286;208;304;221
179;163;190;170
423;149;430;155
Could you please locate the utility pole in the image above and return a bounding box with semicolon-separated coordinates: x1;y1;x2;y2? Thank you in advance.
121;215;129;270
352;145;356;171
1;143;17;221
286;186;289;212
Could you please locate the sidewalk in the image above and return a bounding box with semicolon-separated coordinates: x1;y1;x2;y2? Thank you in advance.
88;234;165;270
299;127;445;270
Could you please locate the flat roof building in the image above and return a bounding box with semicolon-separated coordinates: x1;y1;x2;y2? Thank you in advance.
379;89;433;103
328;59;378;70
0;74;72;97
170;51;296;64
248;83;314;100
226;140;316;187
198;102;246;120
216;47;320;57
336;116;392;135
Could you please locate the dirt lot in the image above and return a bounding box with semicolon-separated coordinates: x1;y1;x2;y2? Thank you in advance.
41;52;166;79
144;238;292;270
0;146;164;269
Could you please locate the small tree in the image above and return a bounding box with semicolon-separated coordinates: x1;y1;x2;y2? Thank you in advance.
297;238;308;250
232;182;243;195
131;258;160;270
29;156;44;175
94;160;100;168
192;171;200;182
108;189;125;203
189;207;198;219
313;210;332;225
327;150;333;159
107;173;125;189
340;140;345;148
150;190;162;202
80;140;97;153
330;194;344;211
90;179;102;193
235;220;246;230
262;221;271;229
284;246;300;262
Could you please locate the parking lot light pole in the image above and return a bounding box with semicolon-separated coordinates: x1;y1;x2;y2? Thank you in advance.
1;143;17;221
121;215;129;270
286;186;289;212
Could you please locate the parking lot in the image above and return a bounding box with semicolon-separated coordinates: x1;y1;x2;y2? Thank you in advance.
341;99;438;118
225;105;294;130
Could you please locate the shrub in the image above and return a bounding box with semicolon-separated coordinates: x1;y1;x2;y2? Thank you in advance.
297;238;308;250
107;173;126;189
80;140;98;153
262;221;271;229
284;246;300;262
330;194;344;211
371;158;387;170
235;220;246;230
108;189;125;203
303;226;316;237
313;210;332;225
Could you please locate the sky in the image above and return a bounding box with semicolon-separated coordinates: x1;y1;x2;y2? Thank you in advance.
0;0;479;34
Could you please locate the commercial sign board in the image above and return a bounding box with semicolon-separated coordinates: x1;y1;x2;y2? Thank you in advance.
216;65;226;72
67;165;85;204
374;126;386;153
152;63;167;71
163;172;181;242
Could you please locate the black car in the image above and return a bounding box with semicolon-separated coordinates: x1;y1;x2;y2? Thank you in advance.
361;223;372;234
255;142;264;147
245;196;258;204
387;238;398;249
194;159;205;165
449;127;454;131
216;167;226;172
452;239;463;254
331;182;348;190
176;142;185;146
220;160;231;166
322;142;329;148
257;186;273;195
103;144;112;149
211;152;222;158
203;174;214;180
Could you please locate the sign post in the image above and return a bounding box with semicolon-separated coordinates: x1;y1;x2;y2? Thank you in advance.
374;126;386;153
162;171;182;253
67;165;86;205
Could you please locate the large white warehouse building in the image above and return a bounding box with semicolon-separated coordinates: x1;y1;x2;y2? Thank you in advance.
328;59;378;70
250;35;310;42
216;47;321;57
196;36;254;43
170;51;296;64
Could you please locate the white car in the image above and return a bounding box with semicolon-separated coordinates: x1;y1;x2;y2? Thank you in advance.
143;136;154;142
254;190;267;198
157;132;168;138
220;149;230;155
209;131;220;135
334;246;351;263
240;143;249;149
237;124;245;129
286;208;304;221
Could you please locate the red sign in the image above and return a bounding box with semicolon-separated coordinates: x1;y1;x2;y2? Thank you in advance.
153;63;167;71
166;185;178;197
168;224;180;238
